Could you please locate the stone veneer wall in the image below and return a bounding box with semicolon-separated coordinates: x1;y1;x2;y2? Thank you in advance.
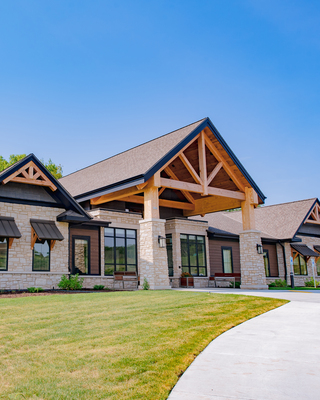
0;203;69;290
165;218;209;288
239;230;268;290
139;219;171;290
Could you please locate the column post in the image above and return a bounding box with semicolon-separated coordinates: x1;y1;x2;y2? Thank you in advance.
240;187;268;290
139;173;171;290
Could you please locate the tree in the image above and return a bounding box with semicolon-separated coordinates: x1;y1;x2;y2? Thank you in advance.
0;154;63;179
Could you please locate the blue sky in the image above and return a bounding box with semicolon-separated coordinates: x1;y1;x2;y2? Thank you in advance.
0;0;319;205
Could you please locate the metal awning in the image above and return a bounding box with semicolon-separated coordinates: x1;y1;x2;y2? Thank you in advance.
30;219;64;241
0;216;21;238
314;245;320;255
291;244;319;257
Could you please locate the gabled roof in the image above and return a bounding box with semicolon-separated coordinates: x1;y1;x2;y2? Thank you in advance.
205;198;318;241
60;118;266;203
0;154;91;221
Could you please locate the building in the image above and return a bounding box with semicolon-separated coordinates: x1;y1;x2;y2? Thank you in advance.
1;117;318;290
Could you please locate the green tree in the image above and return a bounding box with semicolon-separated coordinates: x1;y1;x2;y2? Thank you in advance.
0;154;63;179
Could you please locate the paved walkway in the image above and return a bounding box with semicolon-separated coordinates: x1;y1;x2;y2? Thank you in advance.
169;289;320;400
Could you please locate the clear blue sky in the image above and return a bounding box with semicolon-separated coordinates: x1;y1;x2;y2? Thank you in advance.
0;1;319;206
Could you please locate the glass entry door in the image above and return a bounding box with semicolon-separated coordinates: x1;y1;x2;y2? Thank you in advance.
72;236;90;275
180;234;207;276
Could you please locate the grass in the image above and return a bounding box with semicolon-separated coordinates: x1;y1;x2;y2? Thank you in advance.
269;286;320;290
0;291;287;400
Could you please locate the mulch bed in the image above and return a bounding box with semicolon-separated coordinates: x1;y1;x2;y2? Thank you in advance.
0;290;119;299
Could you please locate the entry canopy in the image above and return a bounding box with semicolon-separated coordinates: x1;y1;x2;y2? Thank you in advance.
0;216;21;238
291;243;319;257
30;219;64;241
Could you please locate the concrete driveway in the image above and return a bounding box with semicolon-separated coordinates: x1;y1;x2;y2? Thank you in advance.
169;289;320;400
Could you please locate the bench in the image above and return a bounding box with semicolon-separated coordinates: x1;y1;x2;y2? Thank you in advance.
113;271;139;290
209;273;241;288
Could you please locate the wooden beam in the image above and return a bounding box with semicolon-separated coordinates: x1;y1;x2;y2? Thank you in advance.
31;227;37;250
164;167;195;204
50;240;56;251
207;162;223;185
158;187;165;196
136;181;148;190
122;195;195;210
160;133;201;173
90;186;144;205
8;238;14;249
179;153;202;185
198;131;208;195
204;134;246;193
241;187;258;231
144;186;159;219
184;196;241;217
160;178;245;200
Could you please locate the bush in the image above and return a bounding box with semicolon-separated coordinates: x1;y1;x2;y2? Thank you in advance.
27;287;44;293
142;278;150;290
58;274;84;290
305;278;320;288
269;279;287;288
93;285;105;290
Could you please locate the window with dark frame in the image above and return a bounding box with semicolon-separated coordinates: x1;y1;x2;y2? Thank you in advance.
33;239;50;271
166;234;173;277
263;249;270;277
104;228;137;275
317;257;320;276
180;234;207;276
293;252;308;275
73;236;90;275
0;238;8;271
221;247;233;273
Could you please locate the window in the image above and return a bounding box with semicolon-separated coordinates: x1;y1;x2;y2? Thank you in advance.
73;237;90;275
263;250;270;277
0;238;8;271
33;239;50;271
166;234;173;277
222;247;233;273
180;234;207;276
317;258;320;276
104;228;137;275
293;252;308;275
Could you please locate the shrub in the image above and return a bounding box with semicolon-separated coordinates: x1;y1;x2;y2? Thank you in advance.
142;278;150;290
275;279;287;287
58;274;84;290
93;285;105;290
234;282;241;289
305;278;320;288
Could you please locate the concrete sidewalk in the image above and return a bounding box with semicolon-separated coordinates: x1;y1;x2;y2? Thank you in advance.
169;293;320;400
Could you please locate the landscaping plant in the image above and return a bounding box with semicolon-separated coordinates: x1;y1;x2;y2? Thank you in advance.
58;274;84;290
93;285;105;290
27;287;44;293
142;277;150;290
305;277;320;287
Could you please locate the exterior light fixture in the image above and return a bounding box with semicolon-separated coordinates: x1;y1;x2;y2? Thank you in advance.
256;244;263;254
158;236;166;248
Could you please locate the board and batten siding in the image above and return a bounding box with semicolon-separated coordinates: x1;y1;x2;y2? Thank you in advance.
208;239;240;276
69;226;100;275
263;243;279;277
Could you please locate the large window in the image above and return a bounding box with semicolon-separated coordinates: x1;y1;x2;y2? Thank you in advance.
104;228;137;275
0;238;8;271
73;237;90;275
317;258;320;276
33;239;50;271
166;234;173;277
180;234;206;276
293;252;308;275
222;247;233;273
263;250;270;277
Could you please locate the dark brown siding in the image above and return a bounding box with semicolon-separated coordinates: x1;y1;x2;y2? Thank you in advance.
70;226;100;275
209;239;240;275
263;243;279;277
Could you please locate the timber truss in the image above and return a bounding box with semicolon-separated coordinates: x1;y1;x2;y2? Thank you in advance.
2;161;57;191
306;203;320;225
91;130;258;217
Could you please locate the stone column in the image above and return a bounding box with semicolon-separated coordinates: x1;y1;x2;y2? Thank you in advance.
139;218;171;290
239;230;268;290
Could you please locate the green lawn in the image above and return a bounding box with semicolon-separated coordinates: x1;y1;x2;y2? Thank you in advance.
0;291;287;400
269;286;320;290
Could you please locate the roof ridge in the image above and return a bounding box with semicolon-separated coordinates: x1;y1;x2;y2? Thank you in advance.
60;118;207;180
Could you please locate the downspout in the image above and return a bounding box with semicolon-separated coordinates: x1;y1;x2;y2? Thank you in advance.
278;241;288;284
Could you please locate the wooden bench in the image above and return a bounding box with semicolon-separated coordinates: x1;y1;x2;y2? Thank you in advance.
209;273;241;288
113;271;139;290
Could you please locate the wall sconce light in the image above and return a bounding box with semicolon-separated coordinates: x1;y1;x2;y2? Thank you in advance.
158;236;166;248
256;244;263;254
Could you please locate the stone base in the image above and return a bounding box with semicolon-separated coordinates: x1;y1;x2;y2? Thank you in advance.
240;284;269;290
